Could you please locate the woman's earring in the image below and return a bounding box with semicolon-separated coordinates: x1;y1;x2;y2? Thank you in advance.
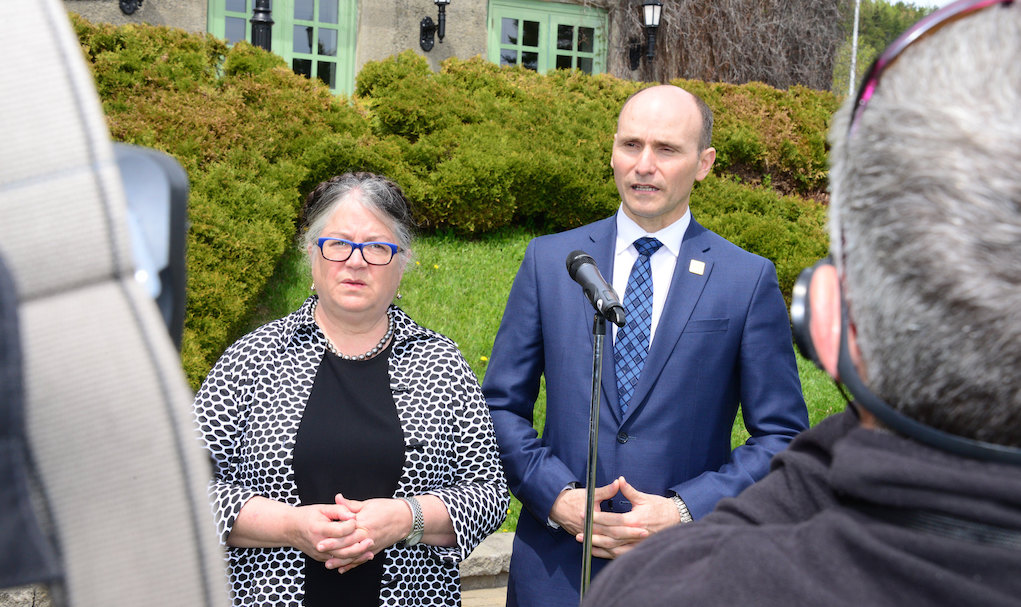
395;290;402;300
310;282;316;292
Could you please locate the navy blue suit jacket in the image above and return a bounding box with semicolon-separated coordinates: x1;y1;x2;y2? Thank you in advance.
482;215;809;607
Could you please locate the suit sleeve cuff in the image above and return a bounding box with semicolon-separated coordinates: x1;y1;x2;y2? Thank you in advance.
548;483;578;529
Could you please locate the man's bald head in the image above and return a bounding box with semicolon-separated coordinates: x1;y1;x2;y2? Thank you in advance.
618;85;714;153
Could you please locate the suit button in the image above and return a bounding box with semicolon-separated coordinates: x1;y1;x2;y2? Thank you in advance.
616;431;628;444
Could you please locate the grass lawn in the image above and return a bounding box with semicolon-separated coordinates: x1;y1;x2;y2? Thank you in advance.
245;227;845;532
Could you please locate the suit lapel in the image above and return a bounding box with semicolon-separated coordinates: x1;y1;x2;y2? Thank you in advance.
576;218;623;422
623;220;713;421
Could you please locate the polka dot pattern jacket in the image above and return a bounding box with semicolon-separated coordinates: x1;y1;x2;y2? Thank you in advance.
193;297;509;606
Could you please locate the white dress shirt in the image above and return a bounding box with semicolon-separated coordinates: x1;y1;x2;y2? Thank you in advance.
612;207;691;345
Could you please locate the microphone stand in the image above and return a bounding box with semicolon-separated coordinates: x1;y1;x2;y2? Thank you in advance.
580;312;605;602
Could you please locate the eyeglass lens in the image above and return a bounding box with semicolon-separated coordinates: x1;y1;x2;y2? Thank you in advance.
320;239;396;265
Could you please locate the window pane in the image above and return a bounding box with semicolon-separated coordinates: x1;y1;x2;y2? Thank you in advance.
319;0;338;24
295;0;314;20
578;27;595;53
522;20;540;48
293;26;313;53
317;61;337;88
557;25;573;50
522;51;538;71
225;17;246;44
556;54;572;70
226;0;246;12
578;57;593;74
501;18;518;45
318;27;337;56
292;58;312;78
500;49;517;66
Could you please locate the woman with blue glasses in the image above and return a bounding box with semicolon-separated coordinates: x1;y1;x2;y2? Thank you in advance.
194;172;508;607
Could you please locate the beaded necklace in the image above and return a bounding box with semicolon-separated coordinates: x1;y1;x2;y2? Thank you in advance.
316;302;394;361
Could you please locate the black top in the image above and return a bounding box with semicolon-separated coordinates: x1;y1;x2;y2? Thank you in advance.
293;344;404;607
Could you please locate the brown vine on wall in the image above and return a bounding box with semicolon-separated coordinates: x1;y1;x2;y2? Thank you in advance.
586;0;851;90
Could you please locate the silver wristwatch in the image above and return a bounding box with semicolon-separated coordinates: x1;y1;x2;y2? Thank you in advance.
671;494;693;524
398;496;424;547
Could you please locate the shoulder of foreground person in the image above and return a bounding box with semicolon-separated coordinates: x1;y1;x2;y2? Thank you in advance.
702;409;858;526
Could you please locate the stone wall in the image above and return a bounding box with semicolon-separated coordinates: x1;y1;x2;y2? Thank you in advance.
0;585;50;607
64;0;207;33
354;0;488;74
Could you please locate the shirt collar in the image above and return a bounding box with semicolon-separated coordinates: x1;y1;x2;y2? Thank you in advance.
281;295;432;351
614;206;691;258
280;295;318;348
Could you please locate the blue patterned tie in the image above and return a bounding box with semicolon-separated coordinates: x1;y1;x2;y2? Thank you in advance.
614;237;663;414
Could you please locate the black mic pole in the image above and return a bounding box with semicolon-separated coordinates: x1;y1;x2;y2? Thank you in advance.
580;311;605;602
566;250;625;602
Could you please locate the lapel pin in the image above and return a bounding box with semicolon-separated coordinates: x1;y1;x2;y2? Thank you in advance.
689;259;705;276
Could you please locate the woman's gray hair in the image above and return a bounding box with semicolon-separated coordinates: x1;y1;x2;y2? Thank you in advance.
827;3;1021;446
302;172;415;261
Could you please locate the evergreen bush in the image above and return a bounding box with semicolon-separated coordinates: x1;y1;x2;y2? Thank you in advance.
695;176;829;301
74;17;834;388
73;16;372;386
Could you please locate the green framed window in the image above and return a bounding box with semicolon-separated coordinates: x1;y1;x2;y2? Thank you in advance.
207;0;357;95
488;0;607;75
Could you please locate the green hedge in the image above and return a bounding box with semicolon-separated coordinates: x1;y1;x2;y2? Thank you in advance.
74;18;833;389
74;17;370;386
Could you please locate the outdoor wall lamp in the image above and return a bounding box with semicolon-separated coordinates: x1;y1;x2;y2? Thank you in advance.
119;0;143;15
629;0;663;69
420;0;451;52
642;0;663;60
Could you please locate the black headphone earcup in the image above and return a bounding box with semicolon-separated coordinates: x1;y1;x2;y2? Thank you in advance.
790;262;825;371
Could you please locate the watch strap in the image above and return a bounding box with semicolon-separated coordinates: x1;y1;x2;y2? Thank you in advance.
672;494;693;524
397;496;424;546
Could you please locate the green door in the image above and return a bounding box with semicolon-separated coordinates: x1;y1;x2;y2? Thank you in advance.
488;0;606;75
207;0;357;95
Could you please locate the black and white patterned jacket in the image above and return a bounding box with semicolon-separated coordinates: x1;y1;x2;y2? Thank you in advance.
193;297;508;606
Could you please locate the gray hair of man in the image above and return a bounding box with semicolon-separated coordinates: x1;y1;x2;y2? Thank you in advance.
827;2;1021;447
301;172;415;265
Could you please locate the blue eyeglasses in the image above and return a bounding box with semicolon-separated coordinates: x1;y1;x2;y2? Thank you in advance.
316;237;400;265
849;0;1014;136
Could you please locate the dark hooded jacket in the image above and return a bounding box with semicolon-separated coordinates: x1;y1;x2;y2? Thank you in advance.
584;409;1021;607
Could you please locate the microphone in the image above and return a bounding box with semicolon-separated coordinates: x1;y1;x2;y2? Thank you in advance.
566;250;626;327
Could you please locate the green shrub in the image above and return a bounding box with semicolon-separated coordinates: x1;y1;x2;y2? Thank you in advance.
681;79;838;193
354;57;838;233
694;176;830;304
76;16;833;388
73;15;375;387
354;48;433;98
355;56;634;233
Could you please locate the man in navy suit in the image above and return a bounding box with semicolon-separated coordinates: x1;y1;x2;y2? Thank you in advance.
482;84;809;607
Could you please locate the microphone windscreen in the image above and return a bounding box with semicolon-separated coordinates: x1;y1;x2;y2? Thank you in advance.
566;250;594;279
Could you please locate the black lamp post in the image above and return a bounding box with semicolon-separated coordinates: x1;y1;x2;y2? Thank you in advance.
251;0;274;52
420;0;451;52
642;0;663;60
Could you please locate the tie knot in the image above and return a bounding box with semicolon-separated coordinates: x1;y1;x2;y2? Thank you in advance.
634;237;663;258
